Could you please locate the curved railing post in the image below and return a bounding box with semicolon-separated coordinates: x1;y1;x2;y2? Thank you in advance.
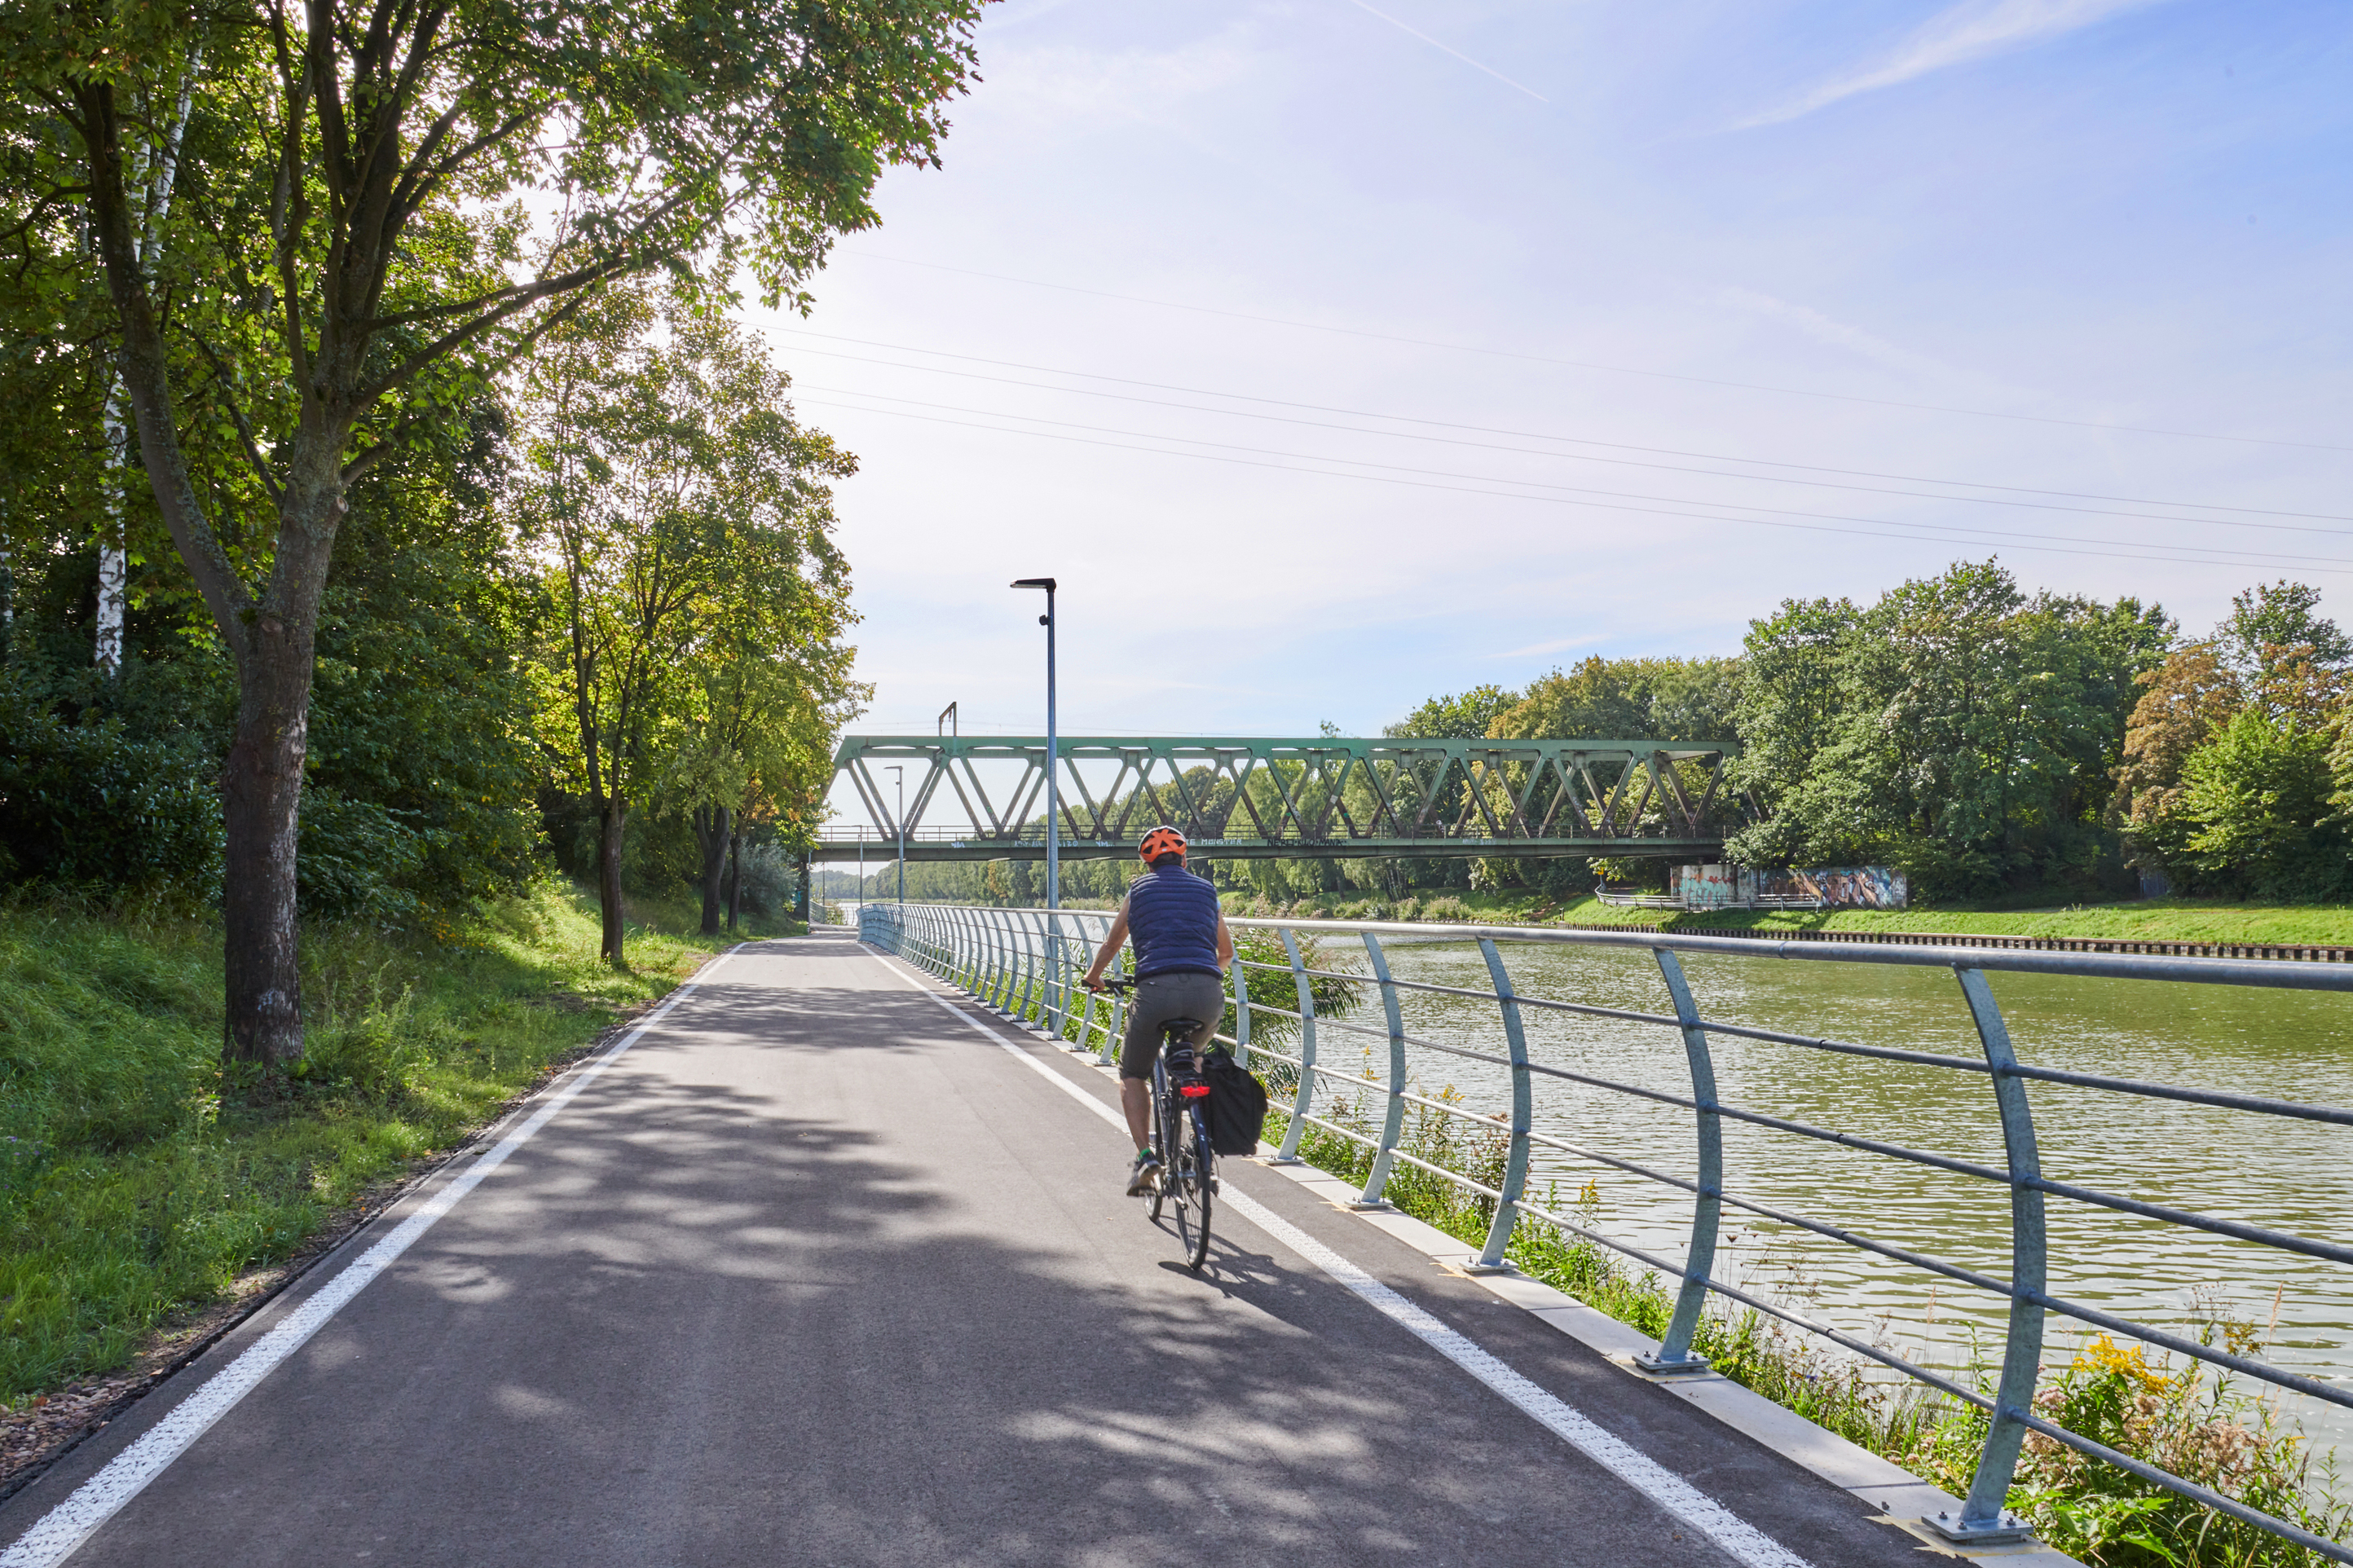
1042;908;1068;1042
1471;936;1531;1271
1230;958;1253;1071
1932;965;2044;1546
985;908;1011;1010
1011;910;1033;1024
1355;931;1408;1209
1079;912;1112;1053
1639;948;1721;1374
1272;927;1316;1163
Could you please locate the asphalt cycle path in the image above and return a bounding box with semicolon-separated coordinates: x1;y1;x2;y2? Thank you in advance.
0;928;1950;1567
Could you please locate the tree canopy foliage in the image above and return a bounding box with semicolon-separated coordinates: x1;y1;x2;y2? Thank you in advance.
520;293;863;962
0;0;981;1057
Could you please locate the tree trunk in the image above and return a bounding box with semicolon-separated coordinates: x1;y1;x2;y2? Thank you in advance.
695;804;729;935
597;793;629;965
726;821;744;932
218;608;318;1063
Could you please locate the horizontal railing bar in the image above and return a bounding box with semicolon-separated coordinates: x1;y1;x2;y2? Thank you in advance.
1297;1112;1382;1151
1507;1195;1994;1412
1381;1145;1509;1200
1091;933;2351;1123
1710;1100;2353;1264
1694;1018;1991;1073
1522;1126;1702;1191
1505;1133;2027;1306
1706;1103;2040;1183
1227;916;2353;993
2009;1408;2353;1564
1308;1063;1386;1086
1998;1062;2353;1126
1394;1086;1511;1124
2028;1292;2353;1412
2027;1174;2353;1267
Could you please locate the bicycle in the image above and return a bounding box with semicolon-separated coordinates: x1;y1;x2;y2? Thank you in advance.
1098;976;1216;1269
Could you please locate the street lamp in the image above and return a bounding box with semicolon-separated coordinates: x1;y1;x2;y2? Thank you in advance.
1010;578;1059;910
885;764;906;905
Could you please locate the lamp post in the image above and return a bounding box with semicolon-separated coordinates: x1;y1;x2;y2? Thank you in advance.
887;764;906;905
1010;578;1058;910
1013;576;1062;1037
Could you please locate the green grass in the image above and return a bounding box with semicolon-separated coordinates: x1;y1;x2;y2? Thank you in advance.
0;881;797;1406
1226;888;2353;945
1663;899;2353;945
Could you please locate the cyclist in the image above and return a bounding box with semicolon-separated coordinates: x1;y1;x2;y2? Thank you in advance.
1080;825;1236;1196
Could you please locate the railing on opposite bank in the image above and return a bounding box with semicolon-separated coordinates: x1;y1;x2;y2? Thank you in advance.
854;900;2353;1560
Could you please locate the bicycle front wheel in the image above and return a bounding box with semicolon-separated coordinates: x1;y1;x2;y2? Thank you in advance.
1173;1104;1213;1269
1148;1065;1170;1222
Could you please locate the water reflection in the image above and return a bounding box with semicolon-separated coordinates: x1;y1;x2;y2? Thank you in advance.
1322;938;2353;1460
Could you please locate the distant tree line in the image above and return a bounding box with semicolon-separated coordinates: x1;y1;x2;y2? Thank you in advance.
859;561;2353;910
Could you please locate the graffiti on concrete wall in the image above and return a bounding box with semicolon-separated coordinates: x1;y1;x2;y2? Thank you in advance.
1671;865;1911;910
1746;865;1910;909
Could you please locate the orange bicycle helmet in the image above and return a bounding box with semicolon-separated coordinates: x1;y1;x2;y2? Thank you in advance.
1137;825;1188;864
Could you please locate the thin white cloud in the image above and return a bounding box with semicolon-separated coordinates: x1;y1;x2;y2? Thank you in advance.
1492;634;1608;661
1340;0;1549;103
1717;286;1960;383
1747;0;2170;127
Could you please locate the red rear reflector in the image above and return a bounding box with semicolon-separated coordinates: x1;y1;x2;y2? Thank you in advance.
1179;1084;1211;1098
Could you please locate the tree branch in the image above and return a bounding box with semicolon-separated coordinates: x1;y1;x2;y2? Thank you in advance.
76;78;257;658
194;336;286;506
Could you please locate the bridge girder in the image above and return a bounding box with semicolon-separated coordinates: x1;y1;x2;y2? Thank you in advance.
817;734;1744;863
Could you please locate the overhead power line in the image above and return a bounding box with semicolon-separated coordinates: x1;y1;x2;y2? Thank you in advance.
793;391;2353;578
772;333;2353;540
831;253;2350;454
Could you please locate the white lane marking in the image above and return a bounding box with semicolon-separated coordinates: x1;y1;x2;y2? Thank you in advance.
0;949;746;1568
860;947;1815;1568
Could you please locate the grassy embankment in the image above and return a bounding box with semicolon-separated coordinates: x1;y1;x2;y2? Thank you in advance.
1224;888;2353;946
0;883;797;1412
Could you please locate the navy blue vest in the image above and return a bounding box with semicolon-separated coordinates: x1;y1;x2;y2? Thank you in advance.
1126;865;1222;979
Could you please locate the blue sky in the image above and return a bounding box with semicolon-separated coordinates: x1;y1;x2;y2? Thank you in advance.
763;0;2353;822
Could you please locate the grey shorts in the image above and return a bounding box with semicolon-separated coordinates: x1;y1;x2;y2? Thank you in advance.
1117;971;1225;1081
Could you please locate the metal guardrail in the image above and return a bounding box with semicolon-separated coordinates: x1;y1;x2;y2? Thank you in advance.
856;901;2353;1559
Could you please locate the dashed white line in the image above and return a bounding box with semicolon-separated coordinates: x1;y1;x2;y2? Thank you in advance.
861;945;1816;1568
0;949;742;1568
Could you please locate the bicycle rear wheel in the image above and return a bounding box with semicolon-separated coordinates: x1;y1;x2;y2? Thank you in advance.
1172;1104;1213;1269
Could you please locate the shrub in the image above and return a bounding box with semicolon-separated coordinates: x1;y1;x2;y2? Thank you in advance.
0;682;223;895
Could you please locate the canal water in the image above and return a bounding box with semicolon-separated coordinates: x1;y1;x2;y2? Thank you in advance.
1295;935;2353;1461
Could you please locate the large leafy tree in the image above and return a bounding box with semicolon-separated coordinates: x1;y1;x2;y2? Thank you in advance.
1;0;982;1058
1730;561;2170;897
526;297;857;965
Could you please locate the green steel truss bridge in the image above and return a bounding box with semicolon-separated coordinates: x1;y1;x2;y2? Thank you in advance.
816;734;1742;862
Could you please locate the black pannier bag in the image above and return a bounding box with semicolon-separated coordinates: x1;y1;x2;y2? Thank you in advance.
1201;1046;1270;1156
